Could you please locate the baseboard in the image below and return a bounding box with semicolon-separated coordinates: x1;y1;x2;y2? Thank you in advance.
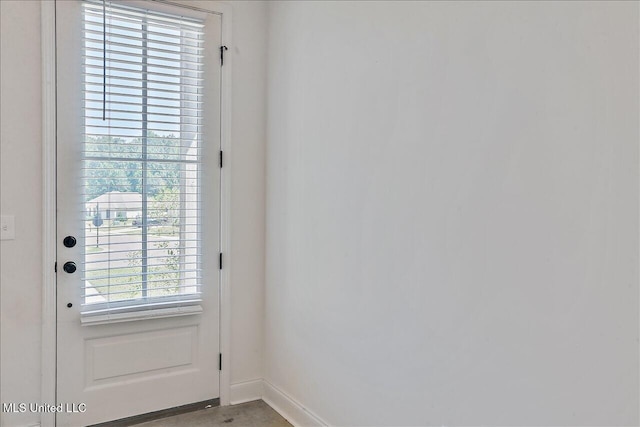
261;380;327;427
229;379;264;405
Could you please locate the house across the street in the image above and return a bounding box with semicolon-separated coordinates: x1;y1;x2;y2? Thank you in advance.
86;191;142;220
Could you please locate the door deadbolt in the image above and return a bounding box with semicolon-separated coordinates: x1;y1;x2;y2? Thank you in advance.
63;261;77;274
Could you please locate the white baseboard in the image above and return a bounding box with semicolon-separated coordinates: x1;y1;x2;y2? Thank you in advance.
261;380;327;427
229;379;264;405
229;378;327;426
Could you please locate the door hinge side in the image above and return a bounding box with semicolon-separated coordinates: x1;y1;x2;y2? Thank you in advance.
218;353;222;371
220;46;228;66
54;262;57;273
219;150;223;168
219;253;223;270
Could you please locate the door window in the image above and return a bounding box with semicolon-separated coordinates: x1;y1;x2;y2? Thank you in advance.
81;1;205;313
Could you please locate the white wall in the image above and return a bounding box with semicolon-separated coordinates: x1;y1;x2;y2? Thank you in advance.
264;2;639;426
0;2;43;426
0;1;267;426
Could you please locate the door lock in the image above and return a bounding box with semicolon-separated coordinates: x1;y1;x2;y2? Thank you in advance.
63;261;77;274
63;235;77;248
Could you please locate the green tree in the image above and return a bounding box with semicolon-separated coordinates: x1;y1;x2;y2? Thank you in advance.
83;131;184;201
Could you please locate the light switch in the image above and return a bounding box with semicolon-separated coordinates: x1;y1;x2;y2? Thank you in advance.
1;215;15;240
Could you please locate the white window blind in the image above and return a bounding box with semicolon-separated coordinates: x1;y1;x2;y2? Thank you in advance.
81;1;205;318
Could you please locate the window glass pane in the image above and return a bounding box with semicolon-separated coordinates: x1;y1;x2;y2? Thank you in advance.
81;1;204;308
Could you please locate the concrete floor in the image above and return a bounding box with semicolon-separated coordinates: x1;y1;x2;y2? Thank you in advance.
132;400;292;427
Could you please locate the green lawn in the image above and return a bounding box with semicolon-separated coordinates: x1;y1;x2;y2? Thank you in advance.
85;266;180;301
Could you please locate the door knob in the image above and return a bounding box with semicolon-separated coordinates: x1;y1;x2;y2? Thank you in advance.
63;236;76;248
63;261;77;274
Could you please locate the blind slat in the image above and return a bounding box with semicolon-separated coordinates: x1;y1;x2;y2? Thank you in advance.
83;20;204;44
83;90;203;104
84;73;203;91
84;64;203;83
83;28;204;51
83;4;204;30
82;16;204;39
83;55;203;74
84;47;204;67
84;107;201;118
85;39;204;61
85;112;201;124
83;245;205;256
84;81;203;97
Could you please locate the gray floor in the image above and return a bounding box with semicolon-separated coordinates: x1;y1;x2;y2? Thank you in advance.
132;400;292;427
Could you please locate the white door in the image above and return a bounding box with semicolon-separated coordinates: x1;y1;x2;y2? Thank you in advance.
56;1;221;425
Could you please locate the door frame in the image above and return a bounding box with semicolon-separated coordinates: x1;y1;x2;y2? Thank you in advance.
41;1;233;425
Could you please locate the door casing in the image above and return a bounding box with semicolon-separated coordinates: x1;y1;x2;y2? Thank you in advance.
40;1;233;425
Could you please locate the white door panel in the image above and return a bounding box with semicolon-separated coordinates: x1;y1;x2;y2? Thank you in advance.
56;1;221;425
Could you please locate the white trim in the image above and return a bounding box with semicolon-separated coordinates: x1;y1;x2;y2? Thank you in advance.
227;379;330;427
229;379;264;405
262;380;328;427
81;304;203;326
41;2;57;426
218;2;233;408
